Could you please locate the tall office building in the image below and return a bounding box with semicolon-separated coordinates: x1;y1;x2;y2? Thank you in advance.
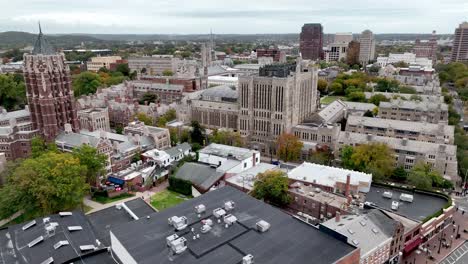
23;25;79;141
300;23;323;60
358;29;376;64
451;22;468;62
238;58;319;154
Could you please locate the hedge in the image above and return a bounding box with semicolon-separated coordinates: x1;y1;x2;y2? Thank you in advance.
168;177;192;196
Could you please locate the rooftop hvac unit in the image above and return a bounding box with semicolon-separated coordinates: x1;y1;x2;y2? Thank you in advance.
200;224;212;233
224;201;235;211
242;254;254;264
59;212;72;217
166;234;179;247
256;220;271;233
170;237;187;254
213;208;227;218
201;219;213;226
80;245;96;251
224;214;238;225
168;216;188;231
195;204;206;214
400;193;414;203
391;201;399;211
382;191;393;199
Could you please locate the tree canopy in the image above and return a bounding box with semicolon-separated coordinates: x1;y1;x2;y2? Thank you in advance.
341;143;395;181
190;121;205;145
210;130;244;147
408;162;452;190
0;73;26;111
0;152;89;219
73;71;102;97
72;145;107;186
252;170;291;206
276;133;303;162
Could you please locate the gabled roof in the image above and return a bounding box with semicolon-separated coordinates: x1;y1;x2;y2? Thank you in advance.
173;162;224;191
32;23;55;55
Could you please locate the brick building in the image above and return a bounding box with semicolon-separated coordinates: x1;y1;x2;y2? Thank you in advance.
0;107;39;160
255;48;285;62
451;22;468;62
413;31;438;65
23;26;79;142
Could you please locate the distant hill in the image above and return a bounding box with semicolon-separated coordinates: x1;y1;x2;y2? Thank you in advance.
0;31;107;50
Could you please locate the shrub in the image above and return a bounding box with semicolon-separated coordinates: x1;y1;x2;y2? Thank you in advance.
168;177;192;196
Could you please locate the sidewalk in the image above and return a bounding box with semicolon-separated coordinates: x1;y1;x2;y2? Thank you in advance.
403;209;468;264
84;181;169;214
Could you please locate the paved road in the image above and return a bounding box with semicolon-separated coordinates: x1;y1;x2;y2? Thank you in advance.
440;242;468;264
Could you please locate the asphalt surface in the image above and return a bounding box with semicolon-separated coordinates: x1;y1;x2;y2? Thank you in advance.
440;241;468;264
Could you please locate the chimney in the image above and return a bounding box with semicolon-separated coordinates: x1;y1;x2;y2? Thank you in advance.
345;174;351;205
438;144;446;153
64;123;72;134
335;211;341;222
252;152;256;167
366;133;373;141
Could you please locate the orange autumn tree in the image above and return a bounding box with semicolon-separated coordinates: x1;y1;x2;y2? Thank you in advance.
276;133;303;162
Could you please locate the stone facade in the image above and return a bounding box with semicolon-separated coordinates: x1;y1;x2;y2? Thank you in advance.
86;56;122;72
78;107;110;132
123;121;171;150
128;55;179;76
190;85;239;131
238;61;319;154
359;30;376;64
379;99;448;124
0;107;39;160
451;22;468;63
23;30;79;142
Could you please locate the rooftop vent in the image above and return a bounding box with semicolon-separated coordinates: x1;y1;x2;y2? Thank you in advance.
256;220;271;232
22;220;36;231
40;257;54;264
166;234;179;247
347;229;355;235
195;204;206;214
28;236;44;248
170;237;187;254
168;216;188;231
352;240;359;246
59;212;72;217
382;191;393;199
242;254;254;264
80;245;96;251
213;208;227;218
359;221;366;227
68;226;83;232
54;240;70;250
372;228;379;234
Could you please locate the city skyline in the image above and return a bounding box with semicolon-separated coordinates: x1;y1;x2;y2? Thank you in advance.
0;0;467;34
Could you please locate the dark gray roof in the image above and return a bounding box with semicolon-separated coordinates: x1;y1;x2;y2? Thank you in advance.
87;198;156;245
0;211;110;264
32;24;55;55
365;209;399;237
173;162;224;191
110;186;357;264
365;185;448;222
165;142;191;158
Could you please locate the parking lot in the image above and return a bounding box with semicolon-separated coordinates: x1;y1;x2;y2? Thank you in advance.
440;241;468;264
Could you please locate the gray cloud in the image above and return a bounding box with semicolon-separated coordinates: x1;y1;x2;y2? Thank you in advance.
0;0;467;34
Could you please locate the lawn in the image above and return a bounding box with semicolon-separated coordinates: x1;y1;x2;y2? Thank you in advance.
320;96;346;105
92;193;134;204
150;190;191;211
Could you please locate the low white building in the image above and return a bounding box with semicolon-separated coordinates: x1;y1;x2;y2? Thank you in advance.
198;143;260;174
376;53;432;69
287;162;373;194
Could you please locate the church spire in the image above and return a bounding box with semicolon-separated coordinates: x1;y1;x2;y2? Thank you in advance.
32;22;54;55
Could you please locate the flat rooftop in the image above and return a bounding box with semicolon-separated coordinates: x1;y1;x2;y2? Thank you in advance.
87;198;156;245
199;143;259;161
365;185;448;222
110;186;357;264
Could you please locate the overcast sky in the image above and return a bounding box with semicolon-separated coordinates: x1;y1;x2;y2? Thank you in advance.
1;0;467;34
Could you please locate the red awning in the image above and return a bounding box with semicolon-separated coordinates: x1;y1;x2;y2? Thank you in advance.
404;237;422;254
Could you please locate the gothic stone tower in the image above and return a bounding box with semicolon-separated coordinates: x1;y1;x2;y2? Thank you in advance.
23;25;79;141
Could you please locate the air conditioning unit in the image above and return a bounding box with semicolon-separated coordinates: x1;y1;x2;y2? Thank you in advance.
170;237;187;254
213;208;226;218
195;204;206;214
224;214;237;226
224;201;235;211
242;254;254;264
256;220;270;233
166;234;179;247
168;216;188;231
200;224;212;233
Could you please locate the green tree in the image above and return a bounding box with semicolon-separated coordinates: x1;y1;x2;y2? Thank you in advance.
341;145;355;169
190;121;205;145
363;110;374;117
308;150;333;165
135;112;153;125
391;166;407;182
139;92;158;104
31;136;47;158
369;94;389;106
169;128;179;146
252;170;291;206
0;152;88;219
408;162;444;190
0;74;26;111
210;130;244;147
72;145;107;186
330;82;344;95
164;109;177;121
116;63;130;76
162;70;174;76
157;116;168;127
317;79;328;94
180;128;190;143
342;143;395;181
73;71;102;97
398;86;417;94
347;91;366;102
276;133;303;162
